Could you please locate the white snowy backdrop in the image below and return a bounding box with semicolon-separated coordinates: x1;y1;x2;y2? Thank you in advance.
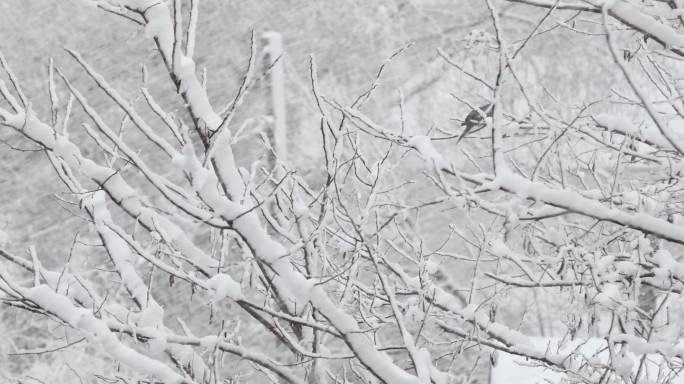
2;1;684;383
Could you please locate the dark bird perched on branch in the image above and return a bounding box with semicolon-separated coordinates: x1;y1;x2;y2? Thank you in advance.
455;103;493;146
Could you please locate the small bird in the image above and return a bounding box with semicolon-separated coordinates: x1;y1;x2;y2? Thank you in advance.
455;103;493;145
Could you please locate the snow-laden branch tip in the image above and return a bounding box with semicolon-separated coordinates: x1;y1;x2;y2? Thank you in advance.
206;273;244;303
408;135;450;171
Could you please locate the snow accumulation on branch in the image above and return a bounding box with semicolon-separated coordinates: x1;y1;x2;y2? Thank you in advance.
5;0;684;382
126;0;221;130
496;170;684;245
7;274;297;383
0;239;301;382
407;135;451;172
0;67;310;384
593;113;673;150
598;0;684;52
83;2;432;383
0;107;219;273
512;0;684;55
206;273;244;303
21;284;191;384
